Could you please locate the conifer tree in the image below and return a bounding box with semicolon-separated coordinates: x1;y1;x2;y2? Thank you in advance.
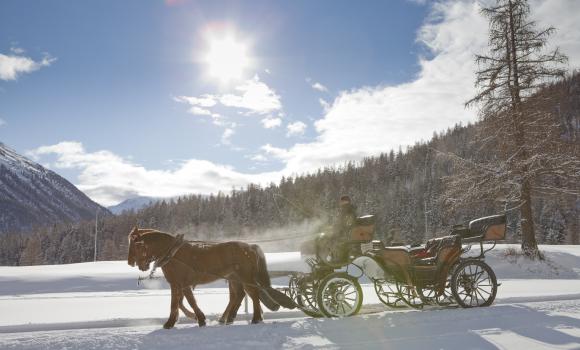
446;0;576;259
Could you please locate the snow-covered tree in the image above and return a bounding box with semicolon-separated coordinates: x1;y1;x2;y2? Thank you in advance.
443;0;577;259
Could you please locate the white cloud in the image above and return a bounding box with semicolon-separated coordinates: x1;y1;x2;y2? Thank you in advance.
219;75;282;115
306;77;328;92
10;47;25;55
28;141;281;206
261;144;290;159
249;154;267;162
311;82;328;92
0;118;5;127
221;127;235;145
319;98;330;112
174;94;217;108
176;75;281;117
261;116;282;129
265;0;580;175
0;53;56;81
286;121;307;137
189;106;214;116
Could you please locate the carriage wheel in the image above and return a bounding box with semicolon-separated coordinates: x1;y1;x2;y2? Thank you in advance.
417;286;454;306
416;286;437;305
436;279;456;306
316;272;363;317
374;279;406;308
451;260;497;308
290;275;323;318
396;282;424;309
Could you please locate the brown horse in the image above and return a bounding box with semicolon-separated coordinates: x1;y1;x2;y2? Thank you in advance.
127;227;295;327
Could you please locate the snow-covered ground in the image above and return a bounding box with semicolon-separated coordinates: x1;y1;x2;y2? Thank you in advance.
1;245;580;349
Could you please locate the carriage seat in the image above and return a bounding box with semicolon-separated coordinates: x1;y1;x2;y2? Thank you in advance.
415;235;461;266
468;214;506;241
452;214;507;242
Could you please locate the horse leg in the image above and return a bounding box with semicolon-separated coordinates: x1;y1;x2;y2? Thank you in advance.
219;281;243;325
183;287;206;327
179;290;197;320
244;285;263;324
226;282;246;324
164;286;182;329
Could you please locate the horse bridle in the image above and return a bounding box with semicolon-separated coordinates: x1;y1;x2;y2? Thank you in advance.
133;234;186;279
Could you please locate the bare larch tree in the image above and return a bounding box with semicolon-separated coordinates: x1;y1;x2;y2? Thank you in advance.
443;0;578;259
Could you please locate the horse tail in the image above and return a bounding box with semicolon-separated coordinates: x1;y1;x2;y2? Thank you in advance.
252;244;296;310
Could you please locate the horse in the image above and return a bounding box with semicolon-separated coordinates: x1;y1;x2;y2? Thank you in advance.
127;227;295;327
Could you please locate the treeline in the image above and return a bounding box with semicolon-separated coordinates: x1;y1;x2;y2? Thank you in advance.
1;75;578;266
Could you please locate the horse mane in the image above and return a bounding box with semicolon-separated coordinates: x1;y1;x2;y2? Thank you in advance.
137;229;175;243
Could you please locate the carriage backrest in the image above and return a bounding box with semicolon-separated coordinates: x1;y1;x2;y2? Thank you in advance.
469;214;506;241
380;248;411;271
350;215;376;241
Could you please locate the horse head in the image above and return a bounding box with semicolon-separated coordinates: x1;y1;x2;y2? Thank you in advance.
127;227;156;271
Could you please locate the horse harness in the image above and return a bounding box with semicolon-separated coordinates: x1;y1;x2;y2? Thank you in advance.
140;234;265;291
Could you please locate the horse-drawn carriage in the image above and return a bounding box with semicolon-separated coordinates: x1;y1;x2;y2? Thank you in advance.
281;213;506;317
128;212;506;327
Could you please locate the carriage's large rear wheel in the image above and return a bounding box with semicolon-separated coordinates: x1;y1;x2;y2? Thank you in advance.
316;272;363;317
451;260;497;308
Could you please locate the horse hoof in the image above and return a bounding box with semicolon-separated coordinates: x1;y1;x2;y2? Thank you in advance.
163;322;175;329
198;320;207;327
251;319;263;324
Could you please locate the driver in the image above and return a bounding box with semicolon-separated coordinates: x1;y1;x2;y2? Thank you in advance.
320;195;358;263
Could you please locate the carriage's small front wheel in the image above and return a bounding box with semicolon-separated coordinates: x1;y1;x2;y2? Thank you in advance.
451;259;497;308
316;273;363;317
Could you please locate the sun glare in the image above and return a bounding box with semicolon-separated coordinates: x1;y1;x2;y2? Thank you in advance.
204;32;251;84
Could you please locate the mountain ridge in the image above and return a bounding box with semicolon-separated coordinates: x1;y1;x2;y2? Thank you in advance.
0;142;109;233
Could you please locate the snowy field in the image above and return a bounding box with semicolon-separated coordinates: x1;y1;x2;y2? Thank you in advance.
1;245;580;349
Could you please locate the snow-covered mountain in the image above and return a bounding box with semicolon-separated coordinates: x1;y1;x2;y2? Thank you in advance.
107;196;160;215
0;142;108;233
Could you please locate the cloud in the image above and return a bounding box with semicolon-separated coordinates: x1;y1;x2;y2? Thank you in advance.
10;47;25;55
0;52;56;81
0;118;5;127
306;77;328;92
219;75;282;114
319;98;330;112
261;116;282;129
264;0;580;175
221;127;235;145
176;75;282;118
286;121;307;137
249;154;267;162
174;95;217;108
261;144;290;159
28;141;281;206
312;82;328;92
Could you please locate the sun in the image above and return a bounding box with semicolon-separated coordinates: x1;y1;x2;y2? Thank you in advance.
203;32;251;84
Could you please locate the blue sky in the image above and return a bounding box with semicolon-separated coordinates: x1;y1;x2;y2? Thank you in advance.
1;0;579;206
